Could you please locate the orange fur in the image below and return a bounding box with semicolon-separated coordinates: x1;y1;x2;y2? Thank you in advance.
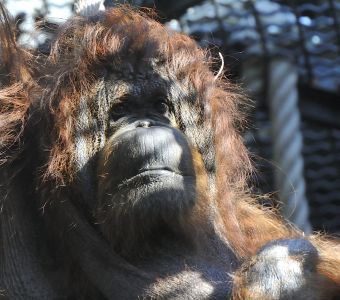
0;4;339;296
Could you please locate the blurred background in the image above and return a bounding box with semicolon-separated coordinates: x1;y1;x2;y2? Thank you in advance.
4;0;340;235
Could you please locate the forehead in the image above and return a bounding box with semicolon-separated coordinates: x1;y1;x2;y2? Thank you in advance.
106;55;165;79
102;57;179;98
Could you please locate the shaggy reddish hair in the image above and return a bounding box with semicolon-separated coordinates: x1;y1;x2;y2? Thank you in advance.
0;5;339;297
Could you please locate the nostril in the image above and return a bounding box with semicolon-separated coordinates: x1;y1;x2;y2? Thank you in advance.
137;120;153;128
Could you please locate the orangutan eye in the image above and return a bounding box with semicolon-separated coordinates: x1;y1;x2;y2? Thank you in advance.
154;98;169;114
110;102;128;119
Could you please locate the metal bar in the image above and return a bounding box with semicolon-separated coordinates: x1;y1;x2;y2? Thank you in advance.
249;0;270;103
327;0;340;54
289;0;313;86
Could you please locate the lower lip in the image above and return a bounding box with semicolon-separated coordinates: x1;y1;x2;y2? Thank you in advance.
134;169;179;178
119;169;182;186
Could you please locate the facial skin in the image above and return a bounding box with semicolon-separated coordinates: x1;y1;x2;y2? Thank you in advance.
71;57;202;257
96;91;198;254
